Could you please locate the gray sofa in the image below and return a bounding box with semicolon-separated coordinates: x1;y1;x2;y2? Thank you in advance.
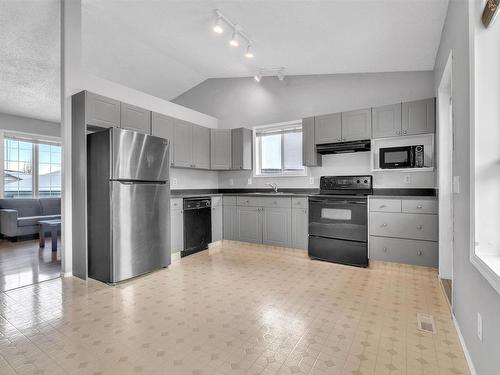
0;198;61;240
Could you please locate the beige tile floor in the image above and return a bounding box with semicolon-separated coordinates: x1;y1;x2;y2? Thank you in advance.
0;241;469;375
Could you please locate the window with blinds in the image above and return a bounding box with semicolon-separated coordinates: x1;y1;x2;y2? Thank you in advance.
254;122;305;177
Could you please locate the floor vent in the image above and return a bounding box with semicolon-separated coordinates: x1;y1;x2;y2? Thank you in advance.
417;313;436;334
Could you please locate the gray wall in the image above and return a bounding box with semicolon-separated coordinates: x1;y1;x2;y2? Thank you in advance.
434;1;500;374
0;112;60;138
173;71;436;189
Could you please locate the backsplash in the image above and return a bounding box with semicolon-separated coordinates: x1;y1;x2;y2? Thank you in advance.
218;152;436;189
170;168;219;190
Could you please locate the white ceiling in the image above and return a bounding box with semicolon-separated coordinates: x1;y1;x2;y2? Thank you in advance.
0;0;449;122
82;0;449;101
0;0;60;122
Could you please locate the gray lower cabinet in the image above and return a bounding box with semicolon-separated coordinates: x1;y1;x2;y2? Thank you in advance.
173;121;194;168
402;98;435;135
151;113;174;166
211;129;232;170
302;117;322;167
236;206;262;243
192;125;210;169
120;103;151;134
314;113;342;144
231;128;252;170
171;207;183;254
291;208;308;249
211;205;223;242
262;207;291;247
223;206;237;240
369;236;438;267
341;108;372;141
85;92;120;128
372;103;402;138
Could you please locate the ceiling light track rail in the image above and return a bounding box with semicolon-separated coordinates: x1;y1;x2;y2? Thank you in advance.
214;9;253;45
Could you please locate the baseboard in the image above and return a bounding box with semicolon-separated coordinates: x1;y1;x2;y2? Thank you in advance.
171;252;181;262
452;314;477;375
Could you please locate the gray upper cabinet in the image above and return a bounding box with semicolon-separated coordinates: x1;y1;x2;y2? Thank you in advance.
86;92;120;128
302;117;321;167
262;207;291;247
192;125;210;169
151;113;174;166
402;98;435;136
210;129;232;170
120;103;151;134
372;103;402;138
231;128;252;170
236;206;262;243
314;113;342;144
341;108;372;141
173;121;193;168
291;208;308;249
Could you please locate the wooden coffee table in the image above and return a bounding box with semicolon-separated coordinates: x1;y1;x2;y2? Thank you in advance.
38;219;61;251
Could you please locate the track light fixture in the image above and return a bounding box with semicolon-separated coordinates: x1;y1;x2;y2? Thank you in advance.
245;45;254;58
229;30;239;47
253;68;286;83
212;9;254;58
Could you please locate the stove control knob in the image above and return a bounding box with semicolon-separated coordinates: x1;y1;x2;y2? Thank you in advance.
364;179;368;183
357;179;360;183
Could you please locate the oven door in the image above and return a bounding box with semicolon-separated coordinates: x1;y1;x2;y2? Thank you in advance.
379;146;413;169
308;197;367;242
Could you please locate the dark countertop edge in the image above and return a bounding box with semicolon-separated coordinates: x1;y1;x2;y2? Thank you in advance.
172;188;437;198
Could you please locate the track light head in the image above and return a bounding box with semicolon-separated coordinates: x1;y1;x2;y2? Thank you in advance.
245;45;254;58
213;17;223;34
254;73;262;82
229;31;239;47
277;71;285;81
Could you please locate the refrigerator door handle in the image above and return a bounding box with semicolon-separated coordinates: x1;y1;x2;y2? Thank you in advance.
114;179;168;185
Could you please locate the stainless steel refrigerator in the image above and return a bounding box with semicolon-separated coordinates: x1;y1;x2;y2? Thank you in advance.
87;127;170;283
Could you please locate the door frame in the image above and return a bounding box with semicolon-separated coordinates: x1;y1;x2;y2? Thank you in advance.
437;51;454;307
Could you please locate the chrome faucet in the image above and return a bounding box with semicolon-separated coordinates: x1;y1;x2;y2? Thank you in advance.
266;182;278;193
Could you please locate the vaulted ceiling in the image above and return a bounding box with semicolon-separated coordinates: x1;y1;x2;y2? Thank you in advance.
0;0;449;122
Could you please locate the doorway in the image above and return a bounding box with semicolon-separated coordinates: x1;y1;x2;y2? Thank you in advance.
438;52;454;307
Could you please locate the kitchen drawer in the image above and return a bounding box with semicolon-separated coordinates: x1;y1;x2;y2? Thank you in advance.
370;199;401;213
370;212;438;241
237;196;262;207
170;198;182;210
402;199;438;214
223;196;237;206
260;197;291;208
292;197;308;209
236;196;291;208
211;196;222;207
369;236;438;267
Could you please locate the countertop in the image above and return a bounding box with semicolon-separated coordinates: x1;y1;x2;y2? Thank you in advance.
172;192;438;199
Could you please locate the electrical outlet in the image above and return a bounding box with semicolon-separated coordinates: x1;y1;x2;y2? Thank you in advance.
404;175;411;184
453;175;460;194
229;178;234;185
477;313;483;341
172;178;178;186
247;178;252;185
309;177;314;185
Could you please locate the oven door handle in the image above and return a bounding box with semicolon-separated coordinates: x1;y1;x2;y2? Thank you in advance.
309;199;367;205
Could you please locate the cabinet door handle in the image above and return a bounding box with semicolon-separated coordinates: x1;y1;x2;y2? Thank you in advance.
381;223;388;227
416;225;423;230
396;130;401;135
379;204;386;208
416;205;423;209
382;247;387;252
417;250;423;256
337;137;341;141
403;130;408;135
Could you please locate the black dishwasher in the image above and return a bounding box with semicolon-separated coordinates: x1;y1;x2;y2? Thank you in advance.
182;198;212;257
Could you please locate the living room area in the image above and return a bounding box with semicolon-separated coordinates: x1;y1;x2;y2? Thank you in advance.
0;114;62;291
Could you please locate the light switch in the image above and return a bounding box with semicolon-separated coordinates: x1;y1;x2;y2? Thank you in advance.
247;178;252;185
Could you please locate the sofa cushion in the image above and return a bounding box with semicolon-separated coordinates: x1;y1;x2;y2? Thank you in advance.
40;198;61;216
18;215;61;227
0;199;42;218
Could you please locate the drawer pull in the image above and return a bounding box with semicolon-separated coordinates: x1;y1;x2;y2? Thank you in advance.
379;204;386;208
382;247;387;252
381;223;388;227
416;225;423;230
416;205;423;209
245;200;249;203
417;250;423;256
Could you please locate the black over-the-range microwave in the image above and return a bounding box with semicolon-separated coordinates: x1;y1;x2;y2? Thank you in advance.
379;145;424;169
